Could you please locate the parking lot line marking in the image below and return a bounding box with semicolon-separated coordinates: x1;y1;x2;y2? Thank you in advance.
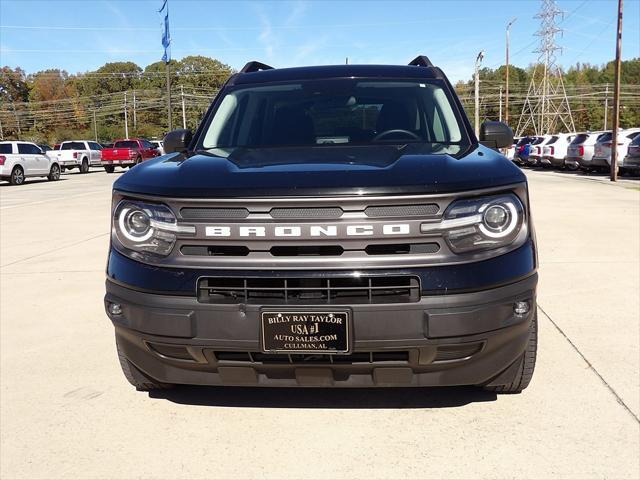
539;305;640;423
0;190;106;210
0;232;109;269
0;270;103;275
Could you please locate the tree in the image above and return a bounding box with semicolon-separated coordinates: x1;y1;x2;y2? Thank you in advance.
0;66;30;103
77;61;142;97
0;67;31;138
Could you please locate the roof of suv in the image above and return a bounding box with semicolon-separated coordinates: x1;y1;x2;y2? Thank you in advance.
229;63;443;86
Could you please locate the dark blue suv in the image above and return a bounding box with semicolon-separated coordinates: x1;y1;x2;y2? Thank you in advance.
104;57;538;394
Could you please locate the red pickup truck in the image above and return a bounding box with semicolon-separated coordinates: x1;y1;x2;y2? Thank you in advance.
101;138;160;173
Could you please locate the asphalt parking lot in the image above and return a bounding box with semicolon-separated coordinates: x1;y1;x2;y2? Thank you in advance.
1;169;638;479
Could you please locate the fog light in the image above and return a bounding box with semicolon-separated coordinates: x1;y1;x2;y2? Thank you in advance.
514;301;530;316
108;303;123;316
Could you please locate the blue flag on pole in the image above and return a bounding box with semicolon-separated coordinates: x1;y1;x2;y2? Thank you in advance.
158;0;171;63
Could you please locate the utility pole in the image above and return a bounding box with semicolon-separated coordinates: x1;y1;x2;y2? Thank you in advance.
610;0;623;182
499;85;503;122
133;90;137;131
166;63;173;131
124;92;129;139
345;57;349;65
181;85;186;129
505;17;517;126
0;115;3;140
604;84;609;130
474;50;485;137
93;109;98;142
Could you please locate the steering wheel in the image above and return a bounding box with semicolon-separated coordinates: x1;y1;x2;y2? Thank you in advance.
372;129;421;142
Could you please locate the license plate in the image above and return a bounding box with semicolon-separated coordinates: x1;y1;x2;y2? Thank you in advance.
261;311;350;353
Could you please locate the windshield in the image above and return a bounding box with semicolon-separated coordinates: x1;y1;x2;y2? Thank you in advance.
114;141;138;149
62;142;84;150
200;79;467;150
571;134;589;144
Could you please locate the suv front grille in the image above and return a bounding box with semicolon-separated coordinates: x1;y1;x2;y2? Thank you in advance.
179;204;439;220
162;193;454;269
197;276;421;304
364;204;439;217
181;242;440;257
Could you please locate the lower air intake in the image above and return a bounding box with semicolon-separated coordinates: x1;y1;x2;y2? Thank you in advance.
198;276;421;305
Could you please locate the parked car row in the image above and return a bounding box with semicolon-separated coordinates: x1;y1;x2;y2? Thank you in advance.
511;128;640;176
0;138;165;185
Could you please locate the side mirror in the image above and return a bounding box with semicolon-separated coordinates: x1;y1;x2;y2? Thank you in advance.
479;121;514;150
164;129;193;154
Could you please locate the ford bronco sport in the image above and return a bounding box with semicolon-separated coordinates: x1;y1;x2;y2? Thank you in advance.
105;57;538;393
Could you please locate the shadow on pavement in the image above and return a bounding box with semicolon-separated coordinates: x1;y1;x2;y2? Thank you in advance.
150;385;497;409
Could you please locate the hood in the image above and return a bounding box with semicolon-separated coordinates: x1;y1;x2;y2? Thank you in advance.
113;144;526;198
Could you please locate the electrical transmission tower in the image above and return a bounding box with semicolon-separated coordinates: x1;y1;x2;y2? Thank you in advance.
516;0;575;136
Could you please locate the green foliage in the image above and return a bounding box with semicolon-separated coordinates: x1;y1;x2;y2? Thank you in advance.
456;58;640;134
0;57;637;142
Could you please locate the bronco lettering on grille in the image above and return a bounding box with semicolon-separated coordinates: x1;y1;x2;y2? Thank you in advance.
204;224;411;237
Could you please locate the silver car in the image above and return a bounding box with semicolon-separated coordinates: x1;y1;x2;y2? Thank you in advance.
566;132;605;170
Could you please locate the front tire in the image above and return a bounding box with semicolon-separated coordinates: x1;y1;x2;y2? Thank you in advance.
10;166;25;185
484;311;538;394
104;165;115;173
116;337;174;391
47;163;61;181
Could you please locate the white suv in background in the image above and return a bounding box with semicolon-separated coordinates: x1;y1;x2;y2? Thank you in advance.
592;129;640;172
149;140;165;155
48;140;103;173
541;133;576;169
0;141;61;185
566;132;605;170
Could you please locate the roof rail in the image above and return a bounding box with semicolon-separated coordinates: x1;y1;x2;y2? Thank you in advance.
240;61;275;73
408;56;434;67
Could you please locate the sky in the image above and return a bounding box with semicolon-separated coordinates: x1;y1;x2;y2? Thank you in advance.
0;0;639;83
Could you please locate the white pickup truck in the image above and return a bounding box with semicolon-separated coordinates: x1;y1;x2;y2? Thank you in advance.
48;140;103;173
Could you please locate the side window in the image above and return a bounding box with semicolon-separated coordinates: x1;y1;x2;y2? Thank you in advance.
0;144;13;154
89;142;102;150
17;143;32;154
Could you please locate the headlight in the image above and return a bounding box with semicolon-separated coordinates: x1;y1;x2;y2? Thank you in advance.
113;200;194;258
421;194;525;253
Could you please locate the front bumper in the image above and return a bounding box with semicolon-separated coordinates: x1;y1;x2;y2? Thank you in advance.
105;273;537;387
